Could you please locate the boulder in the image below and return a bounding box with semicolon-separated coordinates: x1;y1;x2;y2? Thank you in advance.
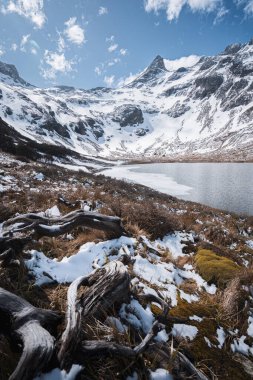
112;105;144;127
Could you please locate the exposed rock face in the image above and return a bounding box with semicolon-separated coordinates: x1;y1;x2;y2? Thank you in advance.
129;55;167;87
223;43;242;55
41;118;70;139
0;37;253;161
0;61;29;86
165;102;190;118
112;105;144;127
195;75;224;98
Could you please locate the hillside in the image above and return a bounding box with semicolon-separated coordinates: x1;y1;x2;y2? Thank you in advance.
0;152;253;379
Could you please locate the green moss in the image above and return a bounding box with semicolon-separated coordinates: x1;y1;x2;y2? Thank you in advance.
195;249;240;287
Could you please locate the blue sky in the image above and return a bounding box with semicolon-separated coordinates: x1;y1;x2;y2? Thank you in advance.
0;0;253;89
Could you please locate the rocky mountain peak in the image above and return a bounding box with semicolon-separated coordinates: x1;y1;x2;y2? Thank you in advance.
147;55;167;72
128;55;167;87
0;61;29;86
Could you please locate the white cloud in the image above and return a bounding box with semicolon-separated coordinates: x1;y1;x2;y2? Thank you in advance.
19;34;40;54
41;50;74;79
120;48;127;56
2;0;46;28
213;5;229;23
95;66;102;75
104;75;115;87
64;17;85;45
234;0;253;14
30;39;40;54
11;43;18;51
106;35;115;42
98;6;108;15
245;0;253;14
144;0;225;21
108;43;118;52
57;34;65;53
20;34;30;51
108;58;120;66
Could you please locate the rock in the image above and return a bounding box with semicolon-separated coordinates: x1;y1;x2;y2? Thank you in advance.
85;117;104;139
199;58;216;71
5;106;13;116
129;55;167;87
135;128;148;136
230;60;253;77
223;43;242;55
163;84;190;97
74;121;87;135
166;102;190;118
41;118;70;139
195;75;224;98
223;93;253;110
112;105;144;127
0;60;29;86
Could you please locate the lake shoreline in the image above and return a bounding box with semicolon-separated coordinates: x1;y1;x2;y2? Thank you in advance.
102;162;253;216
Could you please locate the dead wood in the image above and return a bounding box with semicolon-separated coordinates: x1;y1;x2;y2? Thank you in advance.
58;260;130;369
78;321;161;359
58;194;81;208
3;209;127;238
0;287;61;380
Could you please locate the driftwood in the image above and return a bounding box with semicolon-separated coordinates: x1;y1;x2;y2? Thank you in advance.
0;287;61;380
58;260;130;368
3;209;127;238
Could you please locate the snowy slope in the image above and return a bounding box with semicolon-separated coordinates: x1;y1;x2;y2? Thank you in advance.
0;39;253;160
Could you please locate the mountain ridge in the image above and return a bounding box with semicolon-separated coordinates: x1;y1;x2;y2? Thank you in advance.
0;38;253;162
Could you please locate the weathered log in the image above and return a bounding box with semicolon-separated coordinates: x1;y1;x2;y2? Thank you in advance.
78;321;161;359
3;209;127;238
58;260;130;369
0;287;61;380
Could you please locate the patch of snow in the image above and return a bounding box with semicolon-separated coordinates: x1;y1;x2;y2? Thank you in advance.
119;298;154;334
189;315;203;322
156;329;169;343
149;368;173;380
247;316;253;337
153;232;194;259
204;337;212;347
26;236;136;285
216;327;226;348
45;205;61;218
172;324;198;341
164;55;200;71
126;372;138;380
34;365;83;380
105;316;127;333
231;336;253;356
246;240;253;249
34;172;45;181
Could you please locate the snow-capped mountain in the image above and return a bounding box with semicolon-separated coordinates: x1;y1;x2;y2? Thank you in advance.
0;39;253;161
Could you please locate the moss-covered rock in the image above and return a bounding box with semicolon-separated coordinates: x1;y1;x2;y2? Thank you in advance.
195;249;240;287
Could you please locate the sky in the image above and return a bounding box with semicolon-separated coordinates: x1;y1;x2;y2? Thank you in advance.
0;0;253;89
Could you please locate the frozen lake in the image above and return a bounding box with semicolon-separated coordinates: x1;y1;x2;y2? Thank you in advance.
103;162;253;215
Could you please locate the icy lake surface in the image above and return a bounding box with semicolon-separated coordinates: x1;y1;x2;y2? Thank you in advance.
103;162;253;215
